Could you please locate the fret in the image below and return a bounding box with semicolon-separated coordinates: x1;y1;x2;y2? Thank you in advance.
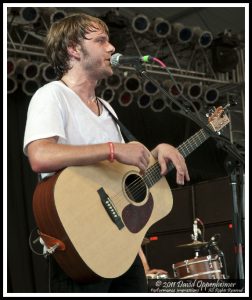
143;125;211;188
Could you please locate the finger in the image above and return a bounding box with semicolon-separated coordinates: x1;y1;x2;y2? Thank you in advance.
159;157;168;175
138;161;147;174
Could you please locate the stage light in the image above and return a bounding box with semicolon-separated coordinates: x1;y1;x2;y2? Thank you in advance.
151;96;166;112
204;87;219;104
137;94;152;108
153;17;171;38
163;80;183;98
50;10;67;24
7;58;16;76
7;76;18;94
19;7;40;23
24;62;40;79
132;14;150;33
119;90;133;107
16;59;40;80
192;26;213;48
22;79;40;96
184;82;203;100
173;22;193;43
168;99;184;113
124;75;141;93
101;87;115;103
106;73;122;90
143;80;159;96
40;63;57;81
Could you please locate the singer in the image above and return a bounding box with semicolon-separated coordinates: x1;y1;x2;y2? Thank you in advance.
23;12;190;293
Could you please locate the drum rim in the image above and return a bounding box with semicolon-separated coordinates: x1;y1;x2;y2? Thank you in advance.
178;270;222;279
172;255;220;269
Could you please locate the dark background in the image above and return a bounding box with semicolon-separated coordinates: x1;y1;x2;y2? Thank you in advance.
6;5;246;293
7;87;244;292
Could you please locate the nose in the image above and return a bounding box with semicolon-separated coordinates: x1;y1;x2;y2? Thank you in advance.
108;41;115;54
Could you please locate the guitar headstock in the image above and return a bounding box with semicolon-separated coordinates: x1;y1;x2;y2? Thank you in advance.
208;106;230;132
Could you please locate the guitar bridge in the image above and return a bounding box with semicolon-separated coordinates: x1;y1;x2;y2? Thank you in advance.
97;188;124;230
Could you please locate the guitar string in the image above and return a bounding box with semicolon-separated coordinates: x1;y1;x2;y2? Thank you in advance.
106;127;209;206
107;134;196;206
110;121;220;206
108;130;208;207
111;153;176;204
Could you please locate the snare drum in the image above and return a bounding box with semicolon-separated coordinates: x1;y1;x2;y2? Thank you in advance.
172;255;225;279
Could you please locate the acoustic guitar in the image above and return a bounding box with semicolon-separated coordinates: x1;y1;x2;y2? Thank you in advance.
33;106;229;283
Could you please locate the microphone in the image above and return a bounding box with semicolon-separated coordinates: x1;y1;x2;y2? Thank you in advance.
110;53;153;67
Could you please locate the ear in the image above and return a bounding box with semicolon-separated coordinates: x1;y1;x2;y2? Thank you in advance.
67;44;81;59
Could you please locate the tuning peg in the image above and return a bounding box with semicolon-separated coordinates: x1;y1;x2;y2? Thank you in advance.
206;106;216;117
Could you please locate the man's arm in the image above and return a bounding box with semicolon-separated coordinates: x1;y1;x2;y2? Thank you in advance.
27;137;151;173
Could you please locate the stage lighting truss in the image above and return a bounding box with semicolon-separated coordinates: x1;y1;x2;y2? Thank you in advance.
7;8;67;60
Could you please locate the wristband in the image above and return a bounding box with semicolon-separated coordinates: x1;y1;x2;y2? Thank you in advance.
108;142;115;162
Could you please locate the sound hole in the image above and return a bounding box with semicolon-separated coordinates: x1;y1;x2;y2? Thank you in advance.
125;174;147;203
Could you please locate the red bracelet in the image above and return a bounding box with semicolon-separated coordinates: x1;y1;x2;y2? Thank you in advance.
108;142;115;162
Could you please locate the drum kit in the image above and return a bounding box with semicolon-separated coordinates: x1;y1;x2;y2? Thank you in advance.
173;219;227;279
147;218;228;280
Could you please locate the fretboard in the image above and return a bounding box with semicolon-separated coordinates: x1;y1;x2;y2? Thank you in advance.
143;126;211;188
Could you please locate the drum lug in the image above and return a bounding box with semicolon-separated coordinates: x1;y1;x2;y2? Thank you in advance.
172;264;177;278
218;256;223;268
184;260;190;273
207;255;213;269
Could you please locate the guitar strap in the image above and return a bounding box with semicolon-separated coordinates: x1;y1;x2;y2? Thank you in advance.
97;97;138;142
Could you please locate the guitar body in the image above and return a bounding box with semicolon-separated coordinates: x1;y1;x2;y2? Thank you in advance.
33;155;173;283
33;106;230;283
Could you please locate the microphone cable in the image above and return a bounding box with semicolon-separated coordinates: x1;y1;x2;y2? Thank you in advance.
150;56;204;121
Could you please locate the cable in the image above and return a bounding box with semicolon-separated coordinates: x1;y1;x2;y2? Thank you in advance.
151;56;203;120
28;227;45;256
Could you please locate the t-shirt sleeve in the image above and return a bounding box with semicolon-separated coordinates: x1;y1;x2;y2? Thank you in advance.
23;85;66;155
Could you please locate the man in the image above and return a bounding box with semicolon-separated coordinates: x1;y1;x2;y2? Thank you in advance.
23;13;189;293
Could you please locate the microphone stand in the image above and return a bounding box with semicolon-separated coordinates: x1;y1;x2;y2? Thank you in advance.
132;63;245;279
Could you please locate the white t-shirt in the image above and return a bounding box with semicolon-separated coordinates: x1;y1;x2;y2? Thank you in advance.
23;81;124;177
23;80;123;155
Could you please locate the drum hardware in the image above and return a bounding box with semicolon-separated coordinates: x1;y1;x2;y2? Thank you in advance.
172;255;225;279
173;219;228;279
176;240;208;248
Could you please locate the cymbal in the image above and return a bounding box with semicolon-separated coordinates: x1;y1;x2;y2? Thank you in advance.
176;240;208;248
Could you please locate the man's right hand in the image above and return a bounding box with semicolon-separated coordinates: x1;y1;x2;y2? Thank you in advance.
114;142;151;173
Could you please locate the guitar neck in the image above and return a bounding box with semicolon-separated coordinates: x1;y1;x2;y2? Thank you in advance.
143;126;211;188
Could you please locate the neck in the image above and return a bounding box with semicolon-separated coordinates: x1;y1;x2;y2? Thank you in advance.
61;73;97;103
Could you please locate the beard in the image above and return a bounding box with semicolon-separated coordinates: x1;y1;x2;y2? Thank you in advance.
80;45;113;80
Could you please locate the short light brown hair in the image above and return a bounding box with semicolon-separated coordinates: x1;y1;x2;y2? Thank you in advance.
45;13;109;79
